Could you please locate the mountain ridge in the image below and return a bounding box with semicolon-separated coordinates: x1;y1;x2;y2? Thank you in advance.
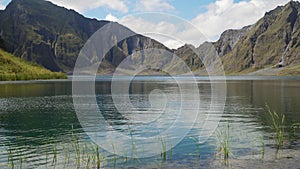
0;0;300;76
187;0;300;75
0;48;66;80
222;0;300;74
0;0;171;74
0;0;108;72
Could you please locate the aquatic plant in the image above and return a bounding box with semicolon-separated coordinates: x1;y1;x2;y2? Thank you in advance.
169;144;173;159
265;105;285;156
216;123;231;160
95;145;101;169
62;144;70;168
160;137;167;161
128;126;137;161
86;153;91;169
111;143;117;168
8;142;14;169
52;143;57;166
123;150;128;163
91;149;96;167
19;155;23;169
72;134;81;168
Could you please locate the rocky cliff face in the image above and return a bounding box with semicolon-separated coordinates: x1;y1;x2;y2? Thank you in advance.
174;44;204;71
213;25;252;57
222;1;300;73
179;25;252;74
187;1;300;75
0;0;169;73
0;0;106;72
1;0;300;75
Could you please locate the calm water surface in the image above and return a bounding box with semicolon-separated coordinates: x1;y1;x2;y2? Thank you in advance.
0;76;300;168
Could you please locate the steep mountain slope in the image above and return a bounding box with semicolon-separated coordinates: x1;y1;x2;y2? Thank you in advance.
0;0;106;72
191;26;251;74
223;1;300;74
0;49;66;80
1;0;300;76
174;44;204;71
213;25;252;57
0;0;169;73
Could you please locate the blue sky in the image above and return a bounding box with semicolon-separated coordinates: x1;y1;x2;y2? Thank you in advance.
83;0;248;20
0;0;295;48
0;0;219;20
83;0;215;20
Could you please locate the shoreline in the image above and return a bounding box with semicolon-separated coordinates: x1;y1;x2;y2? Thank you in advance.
0;75;300;84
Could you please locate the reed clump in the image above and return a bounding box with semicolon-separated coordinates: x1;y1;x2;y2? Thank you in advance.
216;123;231;160
265;105;285;157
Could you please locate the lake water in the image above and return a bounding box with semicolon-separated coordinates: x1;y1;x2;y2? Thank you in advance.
0;76;300;168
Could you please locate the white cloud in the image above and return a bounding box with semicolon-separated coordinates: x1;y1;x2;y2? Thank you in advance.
0;4;5;10
135;0;174;12
120;16;180;49
0;0;6;10
120;0;296;49
48;0;128;13
1;0;296;49
119;14;206;49
105;13;118;22
120;16;178;36
192;0;293;41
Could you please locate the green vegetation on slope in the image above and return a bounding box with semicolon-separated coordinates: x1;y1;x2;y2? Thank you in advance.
0;0;169;73
1;0;299;76
0;0;108;72
278;64;300;76
222;1;300;74
0;49;66;81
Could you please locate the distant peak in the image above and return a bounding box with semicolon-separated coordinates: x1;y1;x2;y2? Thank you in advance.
284;1;300;10
287;0;300;6
9;0;37;5
7;0;48;9
263;1;300;18
11;0;40;3
284;0;300;9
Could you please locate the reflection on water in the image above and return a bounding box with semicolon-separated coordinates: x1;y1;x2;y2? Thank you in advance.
0;81;72;98
0;76;299;168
